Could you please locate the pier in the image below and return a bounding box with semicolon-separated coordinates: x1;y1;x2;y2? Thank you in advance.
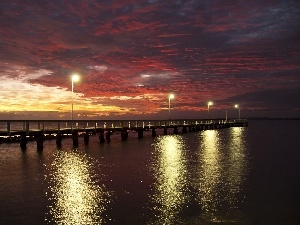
0;119;248;149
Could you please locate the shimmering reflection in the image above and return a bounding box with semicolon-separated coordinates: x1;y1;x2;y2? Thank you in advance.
150;135;188;224
197;130;221;215
226;127;248;208
196;128;248;223
45;150;109;225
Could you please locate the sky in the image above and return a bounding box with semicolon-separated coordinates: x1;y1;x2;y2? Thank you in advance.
0;0;299;120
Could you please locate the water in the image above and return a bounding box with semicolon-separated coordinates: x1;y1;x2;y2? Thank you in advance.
0;120;299;225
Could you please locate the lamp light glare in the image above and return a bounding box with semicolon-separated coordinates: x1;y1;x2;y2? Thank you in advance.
72;74;80;82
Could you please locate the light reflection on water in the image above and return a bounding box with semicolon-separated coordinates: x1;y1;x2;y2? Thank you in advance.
197;130;221;215
149;128;249;224
196;127;248;223
150;135;188;224
45;149;109;225
227;127;248;208
33;127;249;224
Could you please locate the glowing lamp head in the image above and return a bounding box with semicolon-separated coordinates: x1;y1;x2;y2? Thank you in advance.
235;104;239;108
169;94;174;99
72;74;80;82
208;101;213;106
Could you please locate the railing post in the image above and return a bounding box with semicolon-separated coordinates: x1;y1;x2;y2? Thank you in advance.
26;121;29;136
57;122;60;134
7;121;11;136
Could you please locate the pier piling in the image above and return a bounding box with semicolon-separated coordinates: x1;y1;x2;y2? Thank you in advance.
72;131;79;147
173;127;178;134
84;132;89;144
99;130;105;143
56;133;62;147
20;133;27;150
36;133;44;151
138;128;143;139
152;128;156;137
121;129;128;141
105;131;111;142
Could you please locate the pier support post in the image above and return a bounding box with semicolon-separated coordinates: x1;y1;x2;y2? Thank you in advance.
138;128;143;139
99;130;105;143
121;129;128;141
56;133;62;147
72;131;79;147
163;127;167;135
152;128;156;137
173;127;178;134
36;133;44;151
20;133;27;150
84;132;89;144
106;131;111;142
182;126;187;133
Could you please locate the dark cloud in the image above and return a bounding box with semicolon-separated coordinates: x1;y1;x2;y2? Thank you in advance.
224;88;300;113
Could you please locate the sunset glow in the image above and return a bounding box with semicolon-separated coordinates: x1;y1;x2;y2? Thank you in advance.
0;0;299;119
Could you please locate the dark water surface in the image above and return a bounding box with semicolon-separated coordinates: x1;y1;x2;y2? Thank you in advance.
0;120;299;225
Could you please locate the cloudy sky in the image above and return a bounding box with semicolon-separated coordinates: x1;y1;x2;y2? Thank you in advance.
0;0;299;119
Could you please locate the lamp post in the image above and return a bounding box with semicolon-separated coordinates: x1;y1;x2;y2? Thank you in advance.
208;101;213;119
235;104;240;120
168;93;174;120
71;74;80;121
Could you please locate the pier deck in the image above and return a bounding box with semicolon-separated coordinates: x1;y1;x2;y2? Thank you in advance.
0;119;248;147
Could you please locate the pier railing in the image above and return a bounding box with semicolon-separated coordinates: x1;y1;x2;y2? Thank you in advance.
0;119;247;136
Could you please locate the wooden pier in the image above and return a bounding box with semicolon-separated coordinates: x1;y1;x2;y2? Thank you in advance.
0;119;248;149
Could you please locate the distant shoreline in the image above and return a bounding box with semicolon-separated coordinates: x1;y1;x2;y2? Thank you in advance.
247;117;300;120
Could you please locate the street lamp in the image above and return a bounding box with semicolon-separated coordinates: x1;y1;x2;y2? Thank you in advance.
208;101;213;114
71;74;80;121
235;104;240;120
207;101;213;120
168;93;174;120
